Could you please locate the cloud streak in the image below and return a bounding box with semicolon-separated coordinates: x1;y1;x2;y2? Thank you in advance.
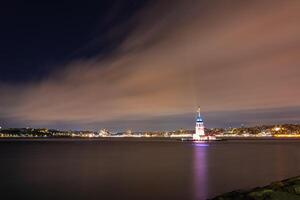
1;0;299;129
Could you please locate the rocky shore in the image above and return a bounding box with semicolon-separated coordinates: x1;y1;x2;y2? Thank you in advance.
211;176;300;200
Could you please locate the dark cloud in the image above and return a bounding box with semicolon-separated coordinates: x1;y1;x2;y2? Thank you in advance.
0;0;299;130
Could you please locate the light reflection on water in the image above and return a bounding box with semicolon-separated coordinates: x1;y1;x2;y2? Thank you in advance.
193;142;208;199
193;142;210;147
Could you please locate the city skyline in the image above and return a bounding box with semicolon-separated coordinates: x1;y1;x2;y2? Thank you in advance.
0;0;299;130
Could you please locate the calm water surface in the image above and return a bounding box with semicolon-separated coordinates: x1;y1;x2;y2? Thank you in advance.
0;139;300;200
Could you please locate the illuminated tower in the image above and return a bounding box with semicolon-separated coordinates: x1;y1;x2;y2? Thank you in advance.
193;107;205;140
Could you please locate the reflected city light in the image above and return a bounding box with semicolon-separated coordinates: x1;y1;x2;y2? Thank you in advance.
193;142;208;199
193;142;209;147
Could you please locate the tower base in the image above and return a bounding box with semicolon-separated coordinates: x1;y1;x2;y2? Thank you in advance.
180;136;224;142
192;135;217;141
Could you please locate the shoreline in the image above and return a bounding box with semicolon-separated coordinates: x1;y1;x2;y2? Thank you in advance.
211;176;300;200
0;136;300;139
0;136;300;140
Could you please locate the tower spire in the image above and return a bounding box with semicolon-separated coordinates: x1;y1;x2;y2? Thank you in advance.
197;107;201;117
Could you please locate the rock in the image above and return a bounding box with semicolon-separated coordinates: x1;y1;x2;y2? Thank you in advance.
210;176;300;200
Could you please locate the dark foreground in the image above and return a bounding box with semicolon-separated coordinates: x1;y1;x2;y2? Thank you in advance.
212;176;300;200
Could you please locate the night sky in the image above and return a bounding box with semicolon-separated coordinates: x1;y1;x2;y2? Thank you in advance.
0;0;299;131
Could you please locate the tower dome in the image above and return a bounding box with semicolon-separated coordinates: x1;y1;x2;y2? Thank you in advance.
195;107;203;123
196;116;203;122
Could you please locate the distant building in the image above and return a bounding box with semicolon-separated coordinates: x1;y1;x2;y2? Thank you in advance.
126;129;132;135
193;107;216;141
193;107;205;140
99;129;110;137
